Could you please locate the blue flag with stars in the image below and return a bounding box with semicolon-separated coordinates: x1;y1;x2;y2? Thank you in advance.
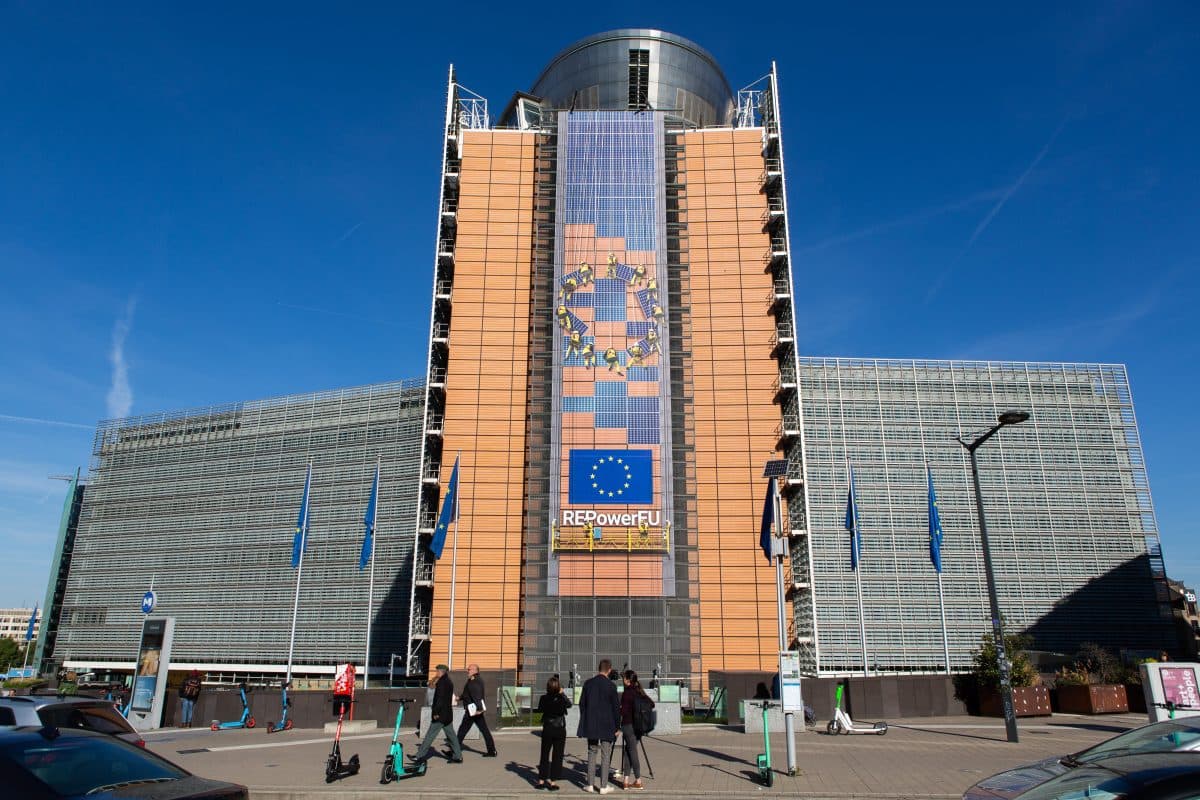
844;465;861;571
568;449;653;505
25;606;37;641
359;465;379;570
429;456;459;559
760;479;776;562
292;464;312;569
928;465;943;573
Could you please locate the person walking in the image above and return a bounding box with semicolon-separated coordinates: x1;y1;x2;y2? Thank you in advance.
456;663;497;757
535;675;572;790
178;670;202;728
410;664;463;765
617;670;653;790
577;659;620;794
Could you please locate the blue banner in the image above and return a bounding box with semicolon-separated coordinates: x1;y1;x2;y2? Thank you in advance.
568;449;653;505
25;605;37;641
429;456;459;559
845;465;861;571
360;466;379;570
928;466;943;573
759;479;776;562
292;464;311;569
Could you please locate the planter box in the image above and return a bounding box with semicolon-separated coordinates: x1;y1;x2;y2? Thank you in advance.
1125;684;1147;713
1057;684;1128;715
979;686;1051;717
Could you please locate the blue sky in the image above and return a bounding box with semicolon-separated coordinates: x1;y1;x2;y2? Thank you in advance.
1;3;1197;608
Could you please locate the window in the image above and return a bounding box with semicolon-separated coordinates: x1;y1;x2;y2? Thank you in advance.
628;49;650;110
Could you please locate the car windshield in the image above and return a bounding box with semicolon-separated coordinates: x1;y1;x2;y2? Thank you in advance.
1075;718;1200;763
1015;766;1132;800
0;732;186;797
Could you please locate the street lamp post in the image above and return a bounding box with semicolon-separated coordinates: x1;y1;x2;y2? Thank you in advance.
957;410;1029;745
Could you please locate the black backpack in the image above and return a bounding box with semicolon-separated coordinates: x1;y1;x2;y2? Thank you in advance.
632;691;655;736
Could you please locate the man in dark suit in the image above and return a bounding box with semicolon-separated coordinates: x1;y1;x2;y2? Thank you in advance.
577;658;620;793
410;664;462;764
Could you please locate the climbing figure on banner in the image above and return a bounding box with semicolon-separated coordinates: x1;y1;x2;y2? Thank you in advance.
647;276;658;296
630;263;647;287
565;329;584;360
603;347;625;376
628;343;645;367
581;341;595;368
560;276;579;301
645;326;659;353
606;252;618;278
579;261;593;286
651;303;665;325
556;305;572;331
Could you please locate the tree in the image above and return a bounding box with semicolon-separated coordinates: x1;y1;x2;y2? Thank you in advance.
0;638;22;672
971;630;1038;690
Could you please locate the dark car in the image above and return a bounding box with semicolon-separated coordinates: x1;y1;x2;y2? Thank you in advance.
964;716;1200;799
0;726;247;799
0;696;143;747
1012;753;1200;800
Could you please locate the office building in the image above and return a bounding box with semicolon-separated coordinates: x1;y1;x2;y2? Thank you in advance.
46;381;425;681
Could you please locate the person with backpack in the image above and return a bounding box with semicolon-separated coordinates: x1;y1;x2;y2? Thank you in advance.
178;670;202;728
534;674;572;790
617;670;654;790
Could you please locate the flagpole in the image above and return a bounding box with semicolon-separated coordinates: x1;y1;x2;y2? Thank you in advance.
447;452;461;671
848;460;869;677
364;458;380;689
937;570;950;673
286;462;311;686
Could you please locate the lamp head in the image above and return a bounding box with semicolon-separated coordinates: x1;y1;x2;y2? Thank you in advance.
998;410;1030;426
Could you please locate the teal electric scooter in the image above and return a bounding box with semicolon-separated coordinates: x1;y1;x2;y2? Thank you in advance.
266;680;293;734
755;700;777;786
379;698;426;783
210;683;256;730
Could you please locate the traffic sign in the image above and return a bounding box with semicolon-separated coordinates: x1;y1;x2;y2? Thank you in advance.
141;591;157;614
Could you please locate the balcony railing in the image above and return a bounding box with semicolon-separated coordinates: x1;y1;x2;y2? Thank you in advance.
552;524;670;553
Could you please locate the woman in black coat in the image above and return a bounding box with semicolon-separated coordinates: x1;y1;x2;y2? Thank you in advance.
535;675;573;790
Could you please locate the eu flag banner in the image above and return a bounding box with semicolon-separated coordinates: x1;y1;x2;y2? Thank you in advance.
292;464;312;569
568;449;653;505
360;465;379;570
844;466;861;571
928;466;943;573
429;456;459;559
760;478;776;562
25;606;37;641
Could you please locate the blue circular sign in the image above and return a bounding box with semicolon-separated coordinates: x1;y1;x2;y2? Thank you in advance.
141;591;157;614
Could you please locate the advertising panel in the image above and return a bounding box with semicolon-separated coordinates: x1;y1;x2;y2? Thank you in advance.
130;618;166;713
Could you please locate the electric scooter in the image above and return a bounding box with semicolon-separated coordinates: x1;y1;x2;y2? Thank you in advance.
755;700;776;786
826;684;887;735
379;698;426;783
210;683;256;730
266;680;293;734
325;699;360;783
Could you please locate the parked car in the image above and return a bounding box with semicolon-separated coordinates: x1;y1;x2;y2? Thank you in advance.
1009;753;1200;800
0;726;247;799
964;716;1200;799
0;696;143;747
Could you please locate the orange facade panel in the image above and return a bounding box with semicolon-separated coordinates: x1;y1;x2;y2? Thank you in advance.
432;130;536;673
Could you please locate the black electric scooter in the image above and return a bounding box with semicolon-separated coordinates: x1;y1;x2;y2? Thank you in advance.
379;698;426;783
325;698;360;783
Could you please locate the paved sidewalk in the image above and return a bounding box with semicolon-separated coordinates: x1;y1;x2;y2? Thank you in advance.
144;714;1147;800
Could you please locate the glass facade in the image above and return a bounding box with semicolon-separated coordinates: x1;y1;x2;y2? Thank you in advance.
52;381;425;680
796;358;1173;674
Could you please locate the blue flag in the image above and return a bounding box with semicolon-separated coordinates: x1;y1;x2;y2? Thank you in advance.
25;606;37;641
759;478;776;562
292;464;311;569
568;449;653;505
844;465;861;571
359;465;379;570
429;456;459;559
928;466;943;573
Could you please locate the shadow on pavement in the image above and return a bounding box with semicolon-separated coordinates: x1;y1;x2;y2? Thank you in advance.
890;724;1008;743
646;735;747;765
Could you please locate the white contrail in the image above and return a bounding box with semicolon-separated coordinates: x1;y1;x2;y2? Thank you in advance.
963;119;1068;253
106;299;137;419
0;414;92;430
